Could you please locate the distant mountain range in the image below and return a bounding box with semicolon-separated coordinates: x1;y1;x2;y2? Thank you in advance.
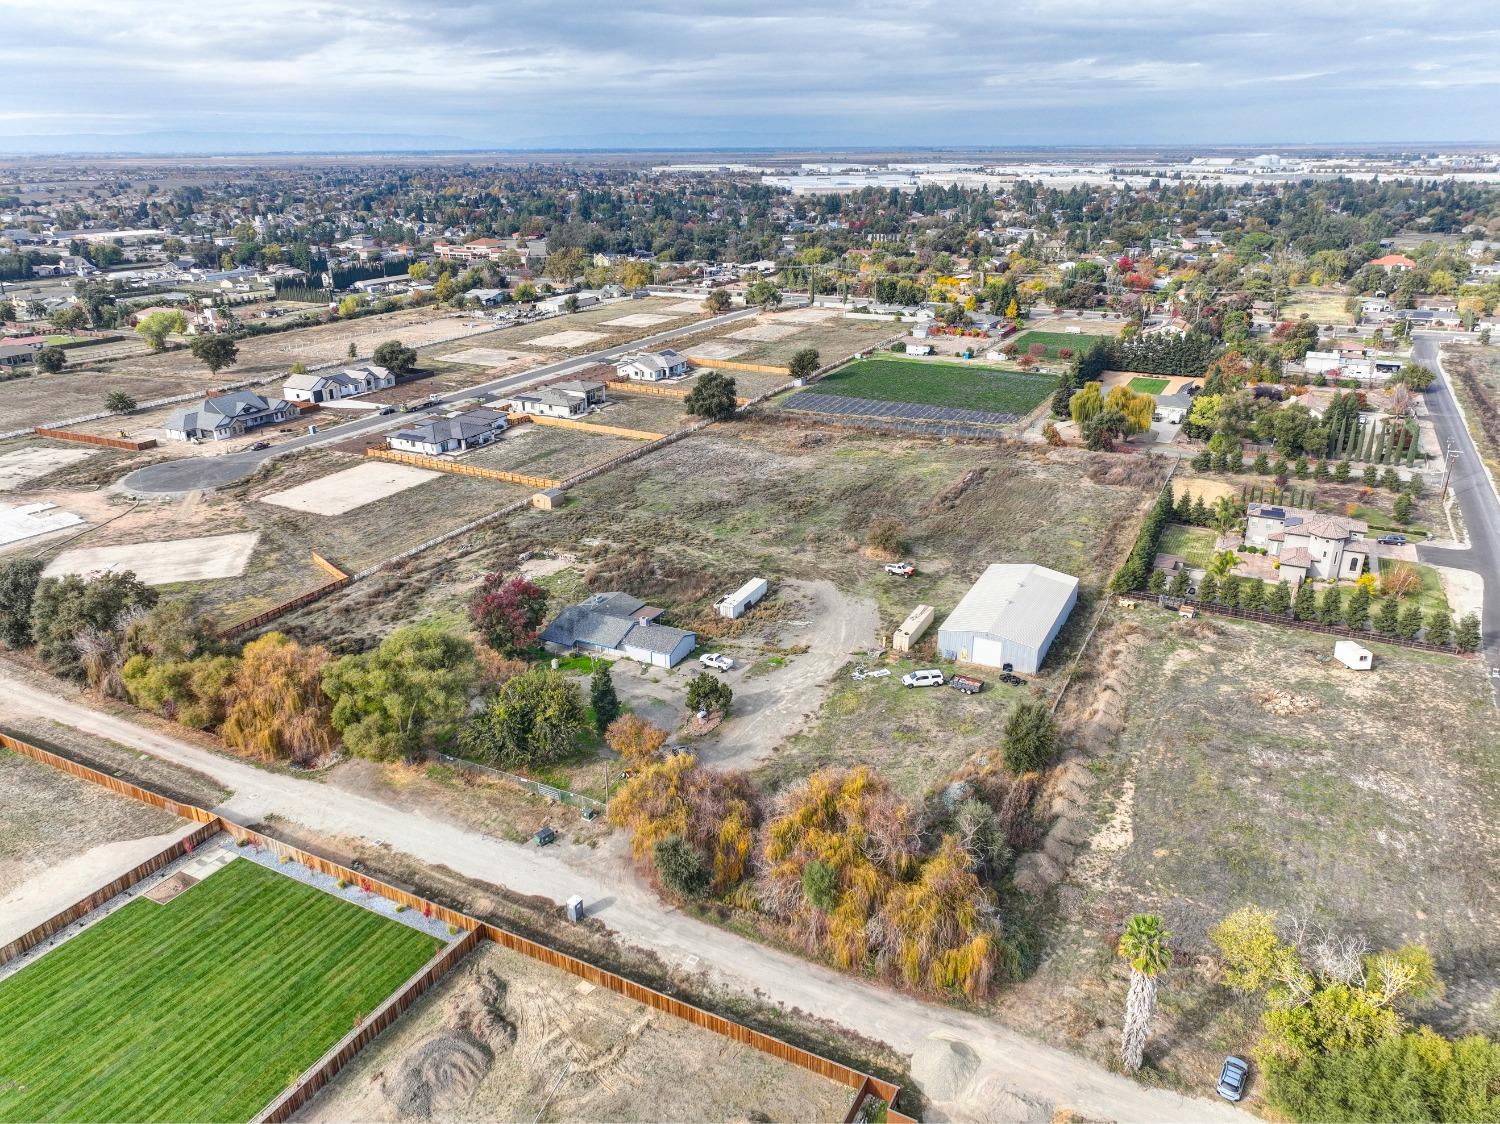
0;130;484;155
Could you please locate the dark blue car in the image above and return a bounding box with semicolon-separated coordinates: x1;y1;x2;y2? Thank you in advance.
1217;1055;1250;1102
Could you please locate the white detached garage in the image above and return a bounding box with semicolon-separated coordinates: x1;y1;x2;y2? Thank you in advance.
937;564;1079;675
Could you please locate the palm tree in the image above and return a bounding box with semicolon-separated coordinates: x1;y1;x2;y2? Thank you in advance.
1118;913;1172;1072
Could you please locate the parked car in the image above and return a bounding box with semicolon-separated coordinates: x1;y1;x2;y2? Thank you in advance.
248;440;270;451
1377;533;1408;546
699;652;734;671
884;561;916;577
949;673;983;695
1216;1056;1250;1102
378;405;396;415
901;668;945;689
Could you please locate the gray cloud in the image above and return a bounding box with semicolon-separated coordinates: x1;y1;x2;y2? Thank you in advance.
1;0;1496;149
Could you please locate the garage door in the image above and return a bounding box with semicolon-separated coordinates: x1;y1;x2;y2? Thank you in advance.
971;635;1007;669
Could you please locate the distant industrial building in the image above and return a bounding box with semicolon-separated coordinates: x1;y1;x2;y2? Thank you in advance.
937;564;1079;675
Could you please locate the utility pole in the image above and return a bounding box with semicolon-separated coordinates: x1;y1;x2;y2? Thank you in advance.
1440;442;1460;502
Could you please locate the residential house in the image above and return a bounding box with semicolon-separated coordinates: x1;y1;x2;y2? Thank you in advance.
1153;388;1196;424
282;363;394;403
386;408;509;455
1369;253;1417;272
509;380;603;418
1302;349;1404;383
540;591;696;669
616;349;690;382
1394;307;1464;329
465;288;508;307
164;391;297;441
0;343;37;368
1244;503;1370;583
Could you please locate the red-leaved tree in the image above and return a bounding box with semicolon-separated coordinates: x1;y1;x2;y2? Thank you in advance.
470;575;549;656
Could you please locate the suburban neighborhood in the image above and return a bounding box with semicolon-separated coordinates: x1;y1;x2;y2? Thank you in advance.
2;8;1500;1123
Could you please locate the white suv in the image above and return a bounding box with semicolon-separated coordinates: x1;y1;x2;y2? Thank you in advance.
901;668;945;688
699;652;734;671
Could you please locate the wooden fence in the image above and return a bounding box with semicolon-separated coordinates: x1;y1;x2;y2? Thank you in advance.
218;553;351;640
0;729;908;1120
686;356;791;376
610;378;750;406
32;427;157;451
365;446;559;489
1118;589;1474;654
520;413;666;441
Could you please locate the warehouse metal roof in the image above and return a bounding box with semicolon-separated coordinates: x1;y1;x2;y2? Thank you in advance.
937;564;1079;649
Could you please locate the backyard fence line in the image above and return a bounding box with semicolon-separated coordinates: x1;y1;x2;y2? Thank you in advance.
217;552;351;640
32;427;157;451
1118;589;1474;654
255;929;483;1124
0;728;910;1121
364;446;560;489
0;817;220;967
519;413;666;441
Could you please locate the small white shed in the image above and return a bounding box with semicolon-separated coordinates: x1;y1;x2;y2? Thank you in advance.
1334;640;1372;670
715;577;768;619
892;604;935;653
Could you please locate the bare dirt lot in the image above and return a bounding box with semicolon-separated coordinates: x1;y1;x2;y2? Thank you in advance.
300;941;856;1123
466;424;638;480
994;608;1500;1093
423;298;709;363
1444;343;1500;478
0;746;193;943
672;312;897;370
1;366;217;431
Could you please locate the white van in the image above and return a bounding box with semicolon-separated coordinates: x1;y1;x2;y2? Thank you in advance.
901;668;945;689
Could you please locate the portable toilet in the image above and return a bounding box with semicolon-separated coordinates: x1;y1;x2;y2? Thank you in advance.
1333;640;1372;670
566;895;586;922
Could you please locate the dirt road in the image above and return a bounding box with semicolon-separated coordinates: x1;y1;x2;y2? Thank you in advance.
700;579;879;771
0;668;1245;1123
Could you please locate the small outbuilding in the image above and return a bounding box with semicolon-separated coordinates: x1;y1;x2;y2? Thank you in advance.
715;577;768;619
937;563;1079;675
1334;640;1373;671
892;604;935;653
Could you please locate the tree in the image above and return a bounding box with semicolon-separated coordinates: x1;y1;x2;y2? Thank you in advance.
1393;493;1413;524
1455;613;1482;653
589;660;620;731
1266;580;1293;616
469;574;548;656
1104;385;1155;434
788;347;821;380
134;309;186;350
1397;603;1424;641
1425;607;1454;648
29;572;157;679
745;280;781;310
35;346;66;373
189;333;238;375
458;667;584;767
866;516;905;555
705;288;731;313
322;622;477;760
1002;700;1057;774
653;834;710;897
1380;562;1421;600
1082;407;1131;451
1118;914;1173;1073
105;390;137;413
221;632;334;765
611;752;757;893
1374;597;1400;636
686;670;732;717
372;339;417;375
0;558;44;648
1198;572;1219;604
1068;381;1105;426
1319;585;1344;625
1147;569;1167;595
1293;579;1318;621
606;713;668;767
684;370;738;421
1344;584;1372;630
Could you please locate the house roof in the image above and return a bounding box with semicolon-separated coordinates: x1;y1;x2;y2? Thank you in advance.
1155;391;1195;409
541;591;683;653
1370;254;1417;268
1279;547;1313;567
938;563;1078;649
619;349;685;373
1292;514;1366;540
624;622;694;655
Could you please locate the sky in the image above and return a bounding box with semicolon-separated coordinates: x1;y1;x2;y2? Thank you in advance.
3;0;1499;153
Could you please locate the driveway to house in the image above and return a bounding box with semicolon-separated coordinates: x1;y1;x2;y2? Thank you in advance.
1412;333;1500;678
118;305;764;495
698;579;879;771
0;666;1243;1123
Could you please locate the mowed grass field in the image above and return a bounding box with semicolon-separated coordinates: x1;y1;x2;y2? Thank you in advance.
0;858;442;1123
1126;376;1170;395
1008;330;1106;359
814;357;1058;414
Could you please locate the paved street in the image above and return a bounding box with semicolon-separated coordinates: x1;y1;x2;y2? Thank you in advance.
119;305;762;495
1412;333;1500;674
0;667;1246;1123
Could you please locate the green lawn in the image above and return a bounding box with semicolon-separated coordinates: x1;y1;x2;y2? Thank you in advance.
1378;558;1450;615
812;357;1058;415
1008;330;1107;359
0;858;442;1123
1127;376;1171;395
1157;523;1218;568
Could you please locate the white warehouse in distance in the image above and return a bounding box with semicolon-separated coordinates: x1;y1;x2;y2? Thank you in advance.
716;577;768;619
937;563;1079;675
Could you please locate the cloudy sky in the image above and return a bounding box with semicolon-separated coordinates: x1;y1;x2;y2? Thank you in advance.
3;0;1498;152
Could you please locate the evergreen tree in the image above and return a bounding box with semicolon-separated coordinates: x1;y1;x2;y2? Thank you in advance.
1381;466;1401;491
1292;580;1317;621
1238;578;1265;612
1168;570;1190;597
1319;585;1344;624
1425;607;1454;647
1374;596;1400;636
589;660;621;732
1253;451;1271;475
1190;495;1210;525
1334;460;1352;483
1218;574;1241;606
1397;603;1424;641
1362;464;1378;487
1313;459;1330;481
1147;569;1168;595
1197;572;1218;604
1344;585;1372;630
1394;493;1413;524
1456;612;1482;653
1266;581;1293;616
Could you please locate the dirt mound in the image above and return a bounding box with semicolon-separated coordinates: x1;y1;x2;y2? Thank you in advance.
384;969;513;1118
1258;689;1320;717
911;1034;981;1102
924;467;988;512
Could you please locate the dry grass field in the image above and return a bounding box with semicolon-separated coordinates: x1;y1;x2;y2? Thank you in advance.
670;311;898;370
302;941;856;1123
0;367;216;432
1280;286;1357;326
423;297;710;364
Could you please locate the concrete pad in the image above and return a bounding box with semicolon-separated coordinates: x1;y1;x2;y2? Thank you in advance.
0;501;84;546
683;340;749;360
600;313;676;328
442;346;540;366
44;532;260;585
261;461;440;516
665;299;711;312
525;329;608;348
0;447;96;491
776;308;839;323
726;322;806;341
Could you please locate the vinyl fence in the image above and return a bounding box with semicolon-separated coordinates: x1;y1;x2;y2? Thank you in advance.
0;729;911;1122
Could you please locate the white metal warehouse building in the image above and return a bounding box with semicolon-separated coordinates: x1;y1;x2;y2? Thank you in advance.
937;564;1079;675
